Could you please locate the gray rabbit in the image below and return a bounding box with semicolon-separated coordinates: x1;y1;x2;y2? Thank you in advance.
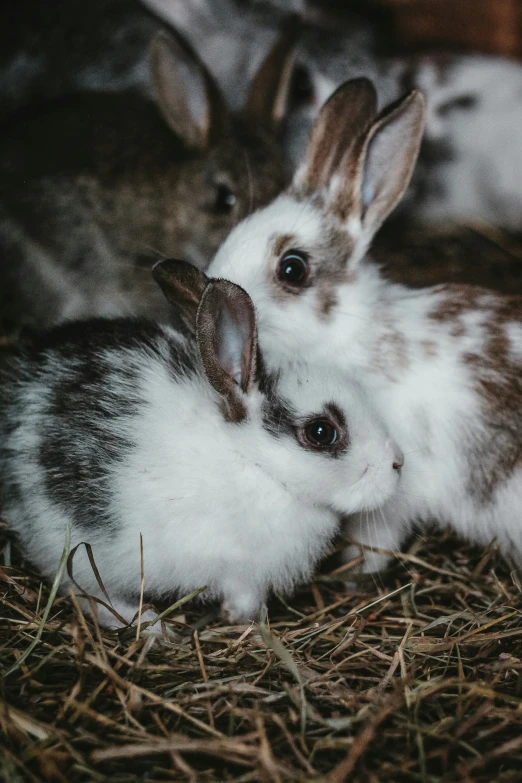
0;22;297;331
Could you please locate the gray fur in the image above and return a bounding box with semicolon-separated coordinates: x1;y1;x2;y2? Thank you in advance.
0;21;293;332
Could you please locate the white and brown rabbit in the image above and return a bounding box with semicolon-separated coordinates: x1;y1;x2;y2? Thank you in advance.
209;78;522;571
0;259;403;630
0;21;297;331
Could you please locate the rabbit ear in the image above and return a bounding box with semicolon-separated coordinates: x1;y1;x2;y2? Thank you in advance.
293;78;378;195
196;280;258;423
293;80;425;240
150;30;228;150
245;14;301;133
356;91;425;236
152;259;209;334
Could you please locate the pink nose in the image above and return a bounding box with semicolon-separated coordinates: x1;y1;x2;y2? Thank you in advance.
393;448;404;471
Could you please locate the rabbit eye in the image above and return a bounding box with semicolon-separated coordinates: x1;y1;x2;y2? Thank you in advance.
303;419;338;449
277;250;309;287
214;183;237;214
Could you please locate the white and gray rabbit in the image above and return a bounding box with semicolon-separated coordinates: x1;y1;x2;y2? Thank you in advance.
0;259;403;629
156;0;522;230
209;78;522;572
0;21;297;332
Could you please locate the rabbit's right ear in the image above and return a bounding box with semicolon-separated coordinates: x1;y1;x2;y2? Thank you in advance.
196;280;258;423
152;259;208;334
150;30;228;150
245;14;301;133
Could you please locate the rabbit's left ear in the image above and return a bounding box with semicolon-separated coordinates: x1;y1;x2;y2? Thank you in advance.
196;280;258;423
152;259;208;334
150;29;229;150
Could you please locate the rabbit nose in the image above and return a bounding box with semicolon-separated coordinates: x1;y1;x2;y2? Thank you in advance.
392;446;404;472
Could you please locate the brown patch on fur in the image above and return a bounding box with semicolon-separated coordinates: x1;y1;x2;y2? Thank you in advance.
371;329;410;380
313;220;356;317
451;323;466;339
429;284;484;342
429;285;484;322
316;286;338;320
272;233;296;259
460;295;522;501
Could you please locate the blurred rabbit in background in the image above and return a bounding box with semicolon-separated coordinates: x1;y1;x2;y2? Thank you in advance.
0;9;298;331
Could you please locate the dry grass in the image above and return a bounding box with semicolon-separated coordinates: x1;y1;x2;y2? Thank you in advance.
2;523;522;783
2;223;522;782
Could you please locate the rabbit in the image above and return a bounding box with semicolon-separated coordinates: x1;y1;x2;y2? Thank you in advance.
208;77;522;573
0;258;404;630
0;21;297;333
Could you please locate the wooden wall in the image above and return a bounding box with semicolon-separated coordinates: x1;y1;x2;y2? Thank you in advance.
370;0;522;58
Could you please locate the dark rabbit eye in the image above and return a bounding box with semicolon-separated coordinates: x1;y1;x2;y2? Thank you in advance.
277;250;309;287
214;183;237;214
290;63;315;107
304;419;338;449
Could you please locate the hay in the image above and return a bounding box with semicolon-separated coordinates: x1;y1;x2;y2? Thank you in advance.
2;522;522;782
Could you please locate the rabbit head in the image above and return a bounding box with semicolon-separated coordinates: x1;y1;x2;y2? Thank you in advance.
152;258;404;518
121;19;300;268
208;78;426;362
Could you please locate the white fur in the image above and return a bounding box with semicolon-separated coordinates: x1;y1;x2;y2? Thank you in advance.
1;321;401;629
209;190;522;570
409;55;522;230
